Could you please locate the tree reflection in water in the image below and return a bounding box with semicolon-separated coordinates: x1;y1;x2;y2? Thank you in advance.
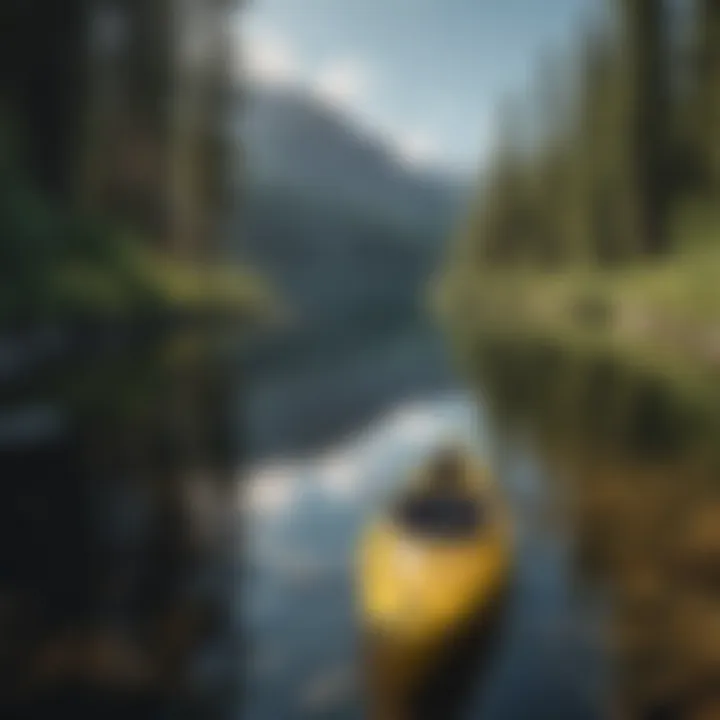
470;333;720;720
0;330;243;720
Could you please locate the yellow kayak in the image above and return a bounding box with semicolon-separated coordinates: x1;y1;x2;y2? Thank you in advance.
356;449;513;718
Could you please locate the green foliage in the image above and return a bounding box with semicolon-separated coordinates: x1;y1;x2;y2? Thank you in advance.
446;0;720;281
439;0;720;369
0;145;157;323
0;135;271;326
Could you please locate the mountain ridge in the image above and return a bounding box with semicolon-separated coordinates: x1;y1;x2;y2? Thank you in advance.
242;82;468;233
237;81;468;332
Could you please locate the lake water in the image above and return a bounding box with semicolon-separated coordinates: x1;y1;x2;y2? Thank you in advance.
240;325;607;719
3;321;719;719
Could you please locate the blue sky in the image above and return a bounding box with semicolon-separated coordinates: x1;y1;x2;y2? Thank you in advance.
239;0;596;172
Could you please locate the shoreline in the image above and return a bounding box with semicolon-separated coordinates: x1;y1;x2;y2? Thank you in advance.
433;261;720;393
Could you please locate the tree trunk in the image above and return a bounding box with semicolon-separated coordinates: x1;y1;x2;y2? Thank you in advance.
620;0;671;256
0;0;91;202
696;0;720;199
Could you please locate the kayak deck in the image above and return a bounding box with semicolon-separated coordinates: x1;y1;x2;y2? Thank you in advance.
357;452;513;713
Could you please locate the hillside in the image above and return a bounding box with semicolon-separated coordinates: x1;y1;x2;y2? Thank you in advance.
237;83;466;330
242;83;464;236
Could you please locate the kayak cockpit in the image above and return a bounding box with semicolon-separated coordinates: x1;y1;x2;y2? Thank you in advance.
392;495;485;540
389;444;491;540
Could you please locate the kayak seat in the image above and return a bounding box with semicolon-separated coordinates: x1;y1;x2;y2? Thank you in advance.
394;495;484;539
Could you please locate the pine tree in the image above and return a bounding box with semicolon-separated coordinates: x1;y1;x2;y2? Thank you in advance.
695;0;720;199
617;0;672;255
0;0;91;200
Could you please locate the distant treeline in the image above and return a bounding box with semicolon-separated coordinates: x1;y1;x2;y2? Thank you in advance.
454;0;720;270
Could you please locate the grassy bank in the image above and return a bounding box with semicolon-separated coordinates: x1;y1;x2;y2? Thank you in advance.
1;133;278;329
73;246;278;323
433;245;720;383
1;196;277;330
1;242;277;330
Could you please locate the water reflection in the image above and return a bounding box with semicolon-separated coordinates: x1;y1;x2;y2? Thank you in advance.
469;332;720;719
0;329;242;719
13;322;720;718
241;392;482;720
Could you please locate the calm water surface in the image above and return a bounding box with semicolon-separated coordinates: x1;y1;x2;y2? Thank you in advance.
4;323;719;719
241;326;608;719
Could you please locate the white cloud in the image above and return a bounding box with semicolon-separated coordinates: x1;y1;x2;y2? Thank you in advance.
241;462;298;516
243;29;298;85
316;447;363;499
393;128;439;167
237;24;448;169
384;402;442;444
311;58;371;110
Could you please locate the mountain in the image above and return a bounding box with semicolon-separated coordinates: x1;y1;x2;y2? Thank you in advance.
235;83;467;340
241;83;466;235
